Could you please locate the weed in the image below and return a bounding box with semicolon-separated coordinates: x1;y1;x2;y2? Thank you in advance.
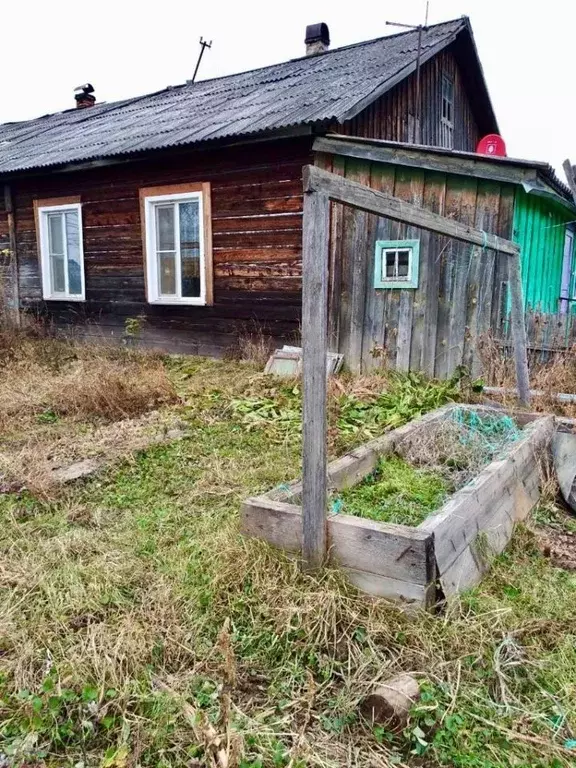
337;455;450;526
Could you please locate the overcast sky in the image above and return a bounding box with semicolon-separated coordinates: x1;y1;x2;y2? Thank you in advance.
2;0;574;175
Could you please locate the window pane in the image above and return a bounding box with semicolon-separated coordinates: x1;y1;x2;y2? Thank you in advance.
181;250;201;297
385;251;397;278
48;213;64;255
156;205;175;251
397;250;410;277
179;201;201;298
51;254;66;293
159;252;177;295
65;211;82;295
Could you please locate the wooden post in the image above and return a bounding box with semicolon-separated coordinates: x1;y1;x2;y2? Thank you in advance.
507;249;530;406
3;184;20;326
301;188;331;569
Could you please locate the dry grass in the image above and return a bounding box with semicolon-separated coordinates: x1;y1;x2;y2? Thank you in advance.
0;354;575;766
0;334;177;436
0;325;179;496
478;332;576;417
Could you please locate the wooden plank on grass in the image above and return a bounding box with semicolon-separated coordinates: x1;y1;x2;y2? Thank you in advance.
241;497;302;551
329;514;435;584
345;568;436;607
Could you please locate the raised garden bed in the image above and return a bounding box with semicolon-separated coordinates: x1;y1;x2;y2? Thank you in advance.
241;404;555;608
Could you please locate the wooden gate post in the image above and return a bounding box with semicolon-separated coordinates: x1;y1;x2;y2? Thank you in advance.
301;187;331;569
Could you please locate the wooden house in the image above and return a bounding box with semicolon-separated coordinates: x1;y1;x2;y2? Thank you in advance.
0;18;499;355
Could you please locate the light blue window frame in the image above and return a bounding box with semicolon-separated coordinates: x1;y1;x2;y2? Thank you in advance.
374;239;420;289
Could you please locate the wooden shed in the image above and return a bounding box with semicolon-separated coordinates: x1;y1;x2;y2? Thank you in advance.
315;135;576;376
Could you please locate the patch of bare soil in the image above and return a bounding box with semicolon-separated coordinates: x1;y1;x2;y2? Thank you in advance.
536;526;576;570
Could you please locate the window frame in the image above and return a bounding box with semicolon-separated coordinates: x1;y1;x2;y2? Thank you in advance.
440;73;455;149
35;199;85;301
374;239;420;290
140;182;213;306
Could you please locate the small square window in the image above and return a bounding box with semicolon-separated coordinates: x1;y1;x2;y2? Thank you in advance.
374;240;420;289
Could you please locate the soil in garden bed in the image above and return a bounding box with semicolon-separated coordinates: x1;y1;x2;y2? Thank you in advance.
335;408;525;527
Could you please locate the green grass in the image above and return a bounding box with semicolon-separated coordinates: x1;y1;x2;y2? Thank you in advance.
0;353;575;767
337;455;451;526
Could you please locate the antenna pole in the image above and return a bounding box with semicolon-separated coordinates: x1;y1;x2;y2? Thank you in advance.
414;24;423;143
192;37;212;83
425;1;430;27
386;10;427;144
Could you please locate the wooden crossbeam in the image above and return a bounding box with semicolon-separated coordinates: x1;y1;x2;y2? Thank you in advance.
304;164;519;255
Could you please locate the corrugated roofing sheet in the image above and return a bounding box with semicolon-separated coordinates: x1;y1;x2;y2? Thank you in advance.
0;19;466;175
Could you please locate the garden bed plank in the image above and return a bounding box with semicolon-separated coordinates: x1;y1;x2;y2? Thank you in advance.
345;568;436;607
328;513;435;584
421;417;553;575
241;497;302;550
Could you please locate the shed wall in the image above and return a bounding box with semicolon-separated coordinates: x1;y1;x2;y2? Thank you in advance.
323;154;515;377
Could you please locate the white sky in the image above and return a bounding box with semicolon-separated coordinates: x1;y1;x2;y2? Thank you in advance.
2;0;574;175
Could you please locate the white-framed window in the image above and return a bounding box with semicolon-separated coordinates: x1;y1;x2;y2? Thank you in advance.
440;73;454;149
36;202;85;301
374;239;420;290
141;184;212;306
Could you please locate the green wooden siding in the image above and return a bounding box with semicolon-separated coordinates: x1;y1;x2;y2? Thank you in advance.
513;188;574;313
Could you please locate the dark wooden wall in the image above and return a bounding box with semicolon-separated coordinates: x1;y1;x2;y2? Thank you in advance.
340;45;482;152
322;153;516;378
0;138;311;355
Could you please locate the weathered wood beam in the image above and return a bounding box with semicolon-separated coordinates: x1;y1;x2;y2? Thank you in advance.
3;184;20;326
314;136;539;189
508;252;531;405
303;165;519;256
301;188;330;569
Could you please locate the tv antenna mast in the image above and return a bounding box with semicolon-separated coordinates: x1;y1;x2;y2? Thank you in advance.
192;37;212;83
386;1;430;144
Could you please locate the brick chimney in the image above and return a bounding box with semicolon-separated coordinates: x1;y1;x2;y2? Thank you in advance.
305;23;330;56
74;83;95;109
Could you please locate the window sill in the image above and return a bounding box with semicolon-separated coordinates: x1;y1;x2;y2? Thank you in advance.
43;295;85;302
147;298;207;307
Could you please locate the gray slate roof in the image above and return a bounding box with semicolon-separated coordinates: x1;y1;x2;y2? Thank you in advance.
0;18;468;175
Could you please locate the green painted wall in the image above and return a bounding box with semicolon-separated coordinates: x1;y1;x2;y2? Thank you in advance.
513;188;574;313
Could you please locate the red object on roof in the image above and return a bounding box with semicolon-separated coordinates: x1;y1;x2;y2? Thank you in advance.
477;134;507;157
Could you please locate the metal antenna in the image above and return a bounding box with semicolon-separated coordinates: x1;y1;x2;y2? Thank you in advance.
386;2;429;144
192;37;212;83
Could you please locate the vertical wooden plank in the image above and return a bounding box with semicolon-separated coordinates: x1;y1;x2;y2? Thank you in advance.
362;164;396;371
392;168;423;371
327;155;346;351
491;185;515;338
508;249;531;406
419;173;447;377
465;180;500;376
446;176;478;376
3;184;20;326
302;189;330;569
347;159;371;372
396;291;414;371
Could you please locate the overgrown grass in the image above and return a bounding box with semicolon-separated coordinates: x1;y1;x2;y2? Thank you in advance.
0;354;575;767
337;455;450;526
